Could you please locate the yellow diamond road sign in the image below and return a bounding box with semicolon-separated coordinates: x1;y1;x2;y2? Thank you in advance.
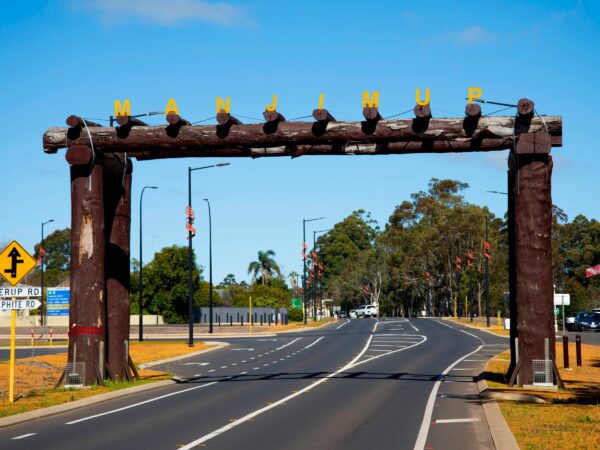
0;241;37;287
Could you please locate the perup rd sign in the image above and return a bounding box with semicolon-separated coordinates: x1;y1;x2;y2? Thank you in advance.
0;286;42;299
1;299;41;310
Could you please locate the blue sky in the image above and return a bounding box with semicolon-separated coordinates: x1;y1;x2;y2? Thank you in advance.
1;0;598;284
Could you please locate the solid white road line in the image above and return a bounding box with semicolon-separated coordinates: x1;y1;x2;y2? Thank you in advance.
336;319;350;330
413;345;483;450
407;319;420;332
451;368;474;371
12;433;37;440
434;320;484;344
276;337;302;351
304;336;325;349
66;382;219;425
435;418;481;424
178;335;375;449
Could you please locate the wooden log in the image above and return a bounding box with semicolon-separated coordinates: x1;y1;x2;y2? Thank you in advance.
515;131;551;154
263;110;285;123
517;98;534;115
216;112;242;126
43;115;562;154
68;159;105;385
130;134;562;160
465;103;481;117
116;116;147;127
514;150;554;386
66;115;102;128
312;109;335;122
507;160;518;380
166;112;191;126
413;104;432;134
104;160;132;381
362;107;381;121
65;145;131;173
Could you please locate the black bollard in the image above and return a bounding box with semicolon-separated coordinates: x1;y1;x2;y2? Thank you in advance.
563;335;569;369
241;317;244;327
230;317;233;327
576;334;582;366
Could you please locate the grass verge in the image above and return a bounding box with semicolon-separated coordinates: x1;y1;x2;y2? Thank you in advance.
0;341;210;418
484;343;600;449
446;317;510;336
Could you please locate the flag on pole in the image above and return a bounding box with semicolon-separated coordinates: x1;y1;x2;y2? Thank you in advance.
586;264;600;278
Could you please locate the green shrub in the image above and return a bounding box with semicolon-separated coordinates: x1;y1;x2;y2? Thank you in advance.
288;307;304;322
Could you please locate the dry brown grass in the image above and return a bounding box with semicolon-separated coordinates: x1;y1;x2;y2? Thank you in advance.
484;343;600;449
0;341;211;417
270;317;335;331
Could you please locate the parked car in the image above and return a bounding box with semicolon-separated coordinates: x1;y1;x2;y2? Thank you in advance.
565;316;576;331
338;311;347;319
349;310;358;319
575;311;600;332
356;305;367;317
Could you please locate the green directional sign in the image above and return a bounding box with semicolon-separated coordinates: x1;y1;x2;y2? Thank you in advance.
554;308;560;315
291;298;302;309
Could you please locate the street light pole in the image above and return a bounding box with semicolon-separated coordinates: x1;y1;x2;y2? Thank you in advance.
187;163;230;346
485;215;490;327
139;186;158;342
203;199;213;334
302;217;325;325
41;219;54;327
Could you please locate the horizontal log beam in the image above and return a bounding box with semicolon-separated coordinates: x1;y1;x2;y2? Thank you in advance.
43;115;562;157
132;135;562;160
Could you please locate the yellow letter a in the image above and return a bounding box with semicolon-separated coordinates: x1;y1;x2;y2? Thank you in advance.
165;98;180;115
216;97;231;114
416;88;430;106
362;91;379;108
114;100;131;117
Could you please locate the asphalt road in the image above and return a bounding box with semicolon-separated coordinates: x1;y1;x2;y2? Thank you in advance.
1;318;508;450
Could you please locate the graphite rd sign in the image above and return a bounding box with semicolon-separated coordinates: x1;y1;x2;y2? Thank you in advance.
0;241;37;286
0;299;41;310
0;286;41;298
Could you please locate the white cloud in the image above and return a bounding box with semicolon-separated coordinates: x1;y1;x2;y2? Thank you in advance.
449;25;493;45
76;0;250;27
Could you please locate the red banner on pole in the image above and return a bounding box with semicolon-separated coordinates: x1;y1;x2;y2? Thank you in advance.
586;264;600;278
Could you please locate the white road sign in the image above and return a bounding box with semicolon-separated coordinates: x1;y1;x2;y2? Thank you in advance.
0;286;42;299
1;299;41;310
553;294;570;306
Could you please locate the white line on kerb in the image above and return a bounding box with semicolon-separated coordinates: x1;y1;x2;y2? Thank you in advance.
413;345;484;450
435;418;481;424
336;319;350;330
178;335;375;449
12;433;37;440
65;382;219;425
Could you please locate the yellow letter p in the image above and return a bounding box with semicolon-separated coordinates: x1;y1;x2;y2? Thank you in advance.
467;87;482;104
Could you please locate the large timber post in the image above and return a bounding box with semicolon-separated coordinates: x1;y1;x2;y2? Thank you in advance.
68;147;106;385
104;157;133;380
67;140;132;384
511;100;555;385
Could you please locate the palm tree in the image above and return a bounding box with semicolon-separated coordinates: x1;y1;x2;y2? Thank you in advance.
248;250;282;285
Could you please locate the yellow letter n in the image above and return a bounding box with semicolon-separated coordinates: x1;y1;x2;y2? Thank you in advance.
216;97;231;114
362;91;379;108
114;100;131;117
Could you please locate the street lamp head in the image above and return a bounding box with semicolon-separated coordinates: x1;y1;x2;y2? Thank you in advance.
203;198;209;202
305;216;326;223
216;163;231;167
149;186;158;190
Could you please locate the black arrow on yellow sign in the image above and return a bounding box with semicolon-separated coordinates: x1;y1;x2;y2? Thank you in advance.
4;247;24;279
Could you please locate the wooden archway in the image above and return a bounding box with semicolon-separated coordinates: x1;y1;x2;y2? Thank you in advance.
43;99;562;385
